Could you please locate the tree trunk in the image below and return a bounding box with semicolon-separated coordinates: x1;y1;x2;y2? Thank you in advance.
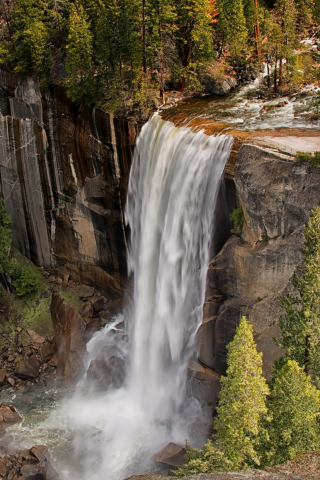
274;56;277;92
1;0;11;37
253;0;261;63
278;57;283;87
158;1;164;103
142;0;147;74
267;55;270;88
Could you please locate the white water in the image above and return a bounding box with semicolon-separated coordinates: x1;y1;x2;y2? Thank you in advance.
58;115;233;479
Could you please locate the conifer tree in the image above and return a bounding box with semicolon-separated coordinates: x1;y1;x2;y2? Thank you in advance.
175;317;269;476
65;3;96;105
214;316;269;469
294;0;314;34
276;206;320;384
216;0;248;59
261;360;320;466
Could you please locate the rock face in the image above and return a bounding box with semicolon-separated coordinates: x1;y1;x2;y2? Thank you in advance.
0;68;138;287
199;145;320;379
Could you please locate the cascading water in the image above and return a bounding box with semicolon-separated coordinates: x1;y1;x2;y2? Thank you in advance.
63;114;233;480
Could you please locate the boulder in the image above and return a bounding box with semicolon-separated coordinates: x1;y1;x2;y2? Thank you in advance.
27;330;46;344
0;405;22;424
78;303;93;317
92;297;105;313
87;345;126;390
39;343;54;363
151;442;185;467
15;355;40;380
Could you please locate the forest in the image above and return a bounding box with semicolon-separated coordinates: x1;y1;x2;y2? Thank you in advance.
0;0;319;117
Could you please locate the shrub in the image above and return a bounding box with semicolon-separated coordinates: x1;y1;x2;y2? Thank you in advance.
295;151;320;167
14;266;38;298
230;205;244;236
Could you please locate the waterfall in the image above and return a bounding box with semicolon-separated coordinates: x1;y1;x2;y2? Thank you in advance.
64;114;233;480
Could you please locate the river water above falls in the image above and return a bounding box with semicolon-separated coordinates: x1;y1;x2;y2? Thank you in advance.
3;115;233;479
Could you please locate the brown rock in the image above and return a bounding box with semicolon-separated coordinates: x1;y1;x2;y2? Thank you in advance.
55;278;62;285
78;303;93;317
15;355;40;380
7;377;15;386
0;405;22;424
92;297;104;312
50;293;87;381
7;355;14;363
47;276;56;283
27;330;45;344
39;343;54;363
20;463;45;478
63;274;70;283
0;369;6;384
187;359;221;408
0;458;7;476
151;442;185;467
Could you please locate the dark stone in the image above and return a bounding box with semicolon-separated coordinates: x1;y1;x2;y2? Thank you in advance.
87;345;126;390
92;297;104;312
15;355;40;380
39;343;54;363
187;359;221;407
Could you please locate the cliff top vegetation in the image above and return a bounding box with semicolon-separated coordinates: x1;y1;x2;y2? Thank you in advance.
0;0;319;119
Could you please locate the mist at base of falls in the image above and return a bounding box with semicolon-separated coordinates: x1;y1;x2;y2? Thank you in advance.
6;115;233;480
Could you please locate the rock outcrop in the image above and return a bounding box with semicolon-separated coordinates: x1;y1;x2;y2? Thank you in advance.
200;145;320;379
0;68;138;287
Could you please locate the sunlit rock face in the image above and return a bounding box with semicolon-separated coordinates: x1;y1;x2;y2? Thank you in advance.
201;145;320;379
0;68;138;284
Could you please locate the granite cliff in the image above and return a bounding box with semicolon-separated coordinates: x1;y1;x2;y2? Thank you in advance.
0;68;137;295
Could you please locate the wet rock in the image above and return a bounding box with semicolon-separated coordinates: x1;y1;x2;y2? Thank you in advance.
15;355;40;380
201;73;237;96
0;405;22;425
87;345;126;390
6;378;15;387
152;442;185;467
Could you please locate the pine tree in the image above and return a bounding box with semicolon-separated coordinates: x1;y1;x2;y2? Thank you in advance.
214;316;269;469
216;0;248;59
294;0;314;34
3;0;52;78
274;0;296;86
175;317;269;476
261;360;320;466
65;3;95;105
276;206;320;385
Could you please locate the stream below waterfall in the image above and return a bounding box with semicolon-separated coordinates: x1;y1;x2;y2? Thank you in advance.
2;76;320;479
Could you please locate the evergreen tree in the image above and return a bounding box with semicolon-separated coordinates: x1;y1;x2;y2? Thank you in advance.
276;206;320;384
65;3;95;105
214;316;269;469
274;0;296;86
2;0;52;78
261;360;320;466
294;0;314;34
216;0;248;59
175;317;269;476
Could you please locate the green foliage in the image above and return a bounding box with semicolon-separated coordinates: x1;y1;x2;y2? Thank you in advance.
260;360;320;466
14;266;38;298
0;194;16;277
216;0;248;58
276;206;320;384
296;151;320;166
65;3;96;105
176;317;269;475
230;205;244;236
214;316;269;469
